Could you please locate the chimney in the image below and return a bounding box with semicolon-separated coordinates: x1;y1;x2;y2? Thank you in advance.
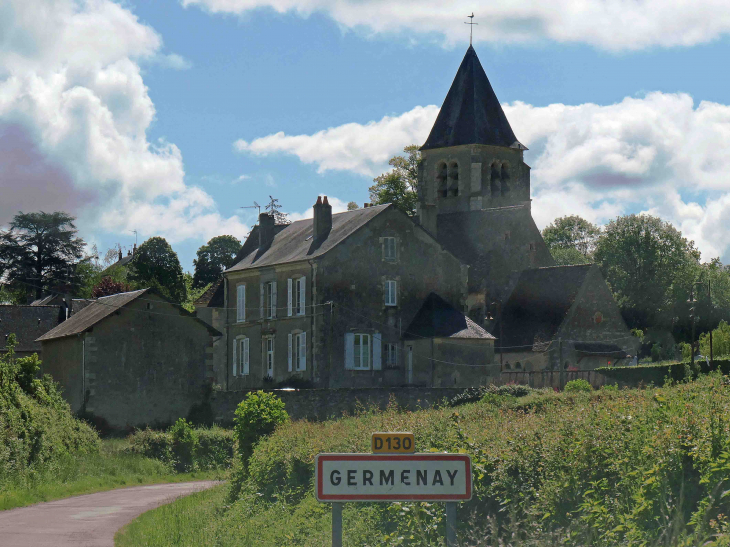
313;195;332;242
118;248;122;261
132;243;137;255
258;212;275;249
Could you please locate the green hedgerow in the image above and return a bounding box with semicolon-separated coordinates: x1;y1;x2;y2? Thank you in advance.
170;418;199;472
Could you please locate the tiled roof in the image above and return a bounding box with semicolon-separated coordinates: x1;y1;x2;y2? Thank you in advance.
194;278;224;307
421;46;524;151
403;293;495;341
0;305;64;352
227;204;390;272
498;264;593;349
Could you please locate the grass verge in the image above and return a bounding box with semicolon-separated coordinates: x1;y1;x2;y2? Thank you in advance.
0;439;227;511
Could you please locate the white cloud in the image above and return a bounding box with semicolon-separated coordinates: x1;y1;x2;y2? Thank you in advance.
0;0;247;244
234;105;439;176
181;0;730;51
234;93;730;261
151;53;194;70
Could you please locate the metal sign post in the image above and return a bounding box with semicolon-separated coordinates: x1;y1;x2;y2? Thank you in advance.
317;433;471;547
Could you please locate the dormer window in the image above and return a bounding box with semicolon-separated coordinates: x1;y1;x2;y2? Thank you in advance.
447;162;459;196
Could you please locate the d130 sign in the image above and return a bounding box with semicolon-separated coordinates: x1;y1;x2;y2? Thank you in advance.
315;453;472;502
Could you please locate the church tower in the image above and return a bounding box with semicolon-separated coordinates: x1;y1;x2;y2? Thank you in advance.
417;46;554;319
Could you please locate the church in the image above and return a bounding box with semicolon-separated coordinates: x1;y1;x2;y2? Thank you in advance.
196;45;636;390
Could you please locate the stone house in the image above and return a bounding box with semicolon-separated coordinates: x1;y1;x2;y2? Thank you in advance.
496;265;636;372
201;197;497;390
0;305;65;359
37;289;221;428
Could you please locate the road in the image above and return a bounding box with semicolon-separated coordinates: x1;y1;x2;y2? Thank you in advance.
0;481;219;547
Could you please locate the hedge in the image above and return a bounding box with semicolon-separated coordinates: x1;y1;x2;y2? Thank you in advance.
128;425;234;471
597;357;730;386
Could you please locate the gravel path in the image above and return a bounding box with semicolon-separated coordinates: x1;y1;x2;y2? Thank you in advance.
0;481;219;547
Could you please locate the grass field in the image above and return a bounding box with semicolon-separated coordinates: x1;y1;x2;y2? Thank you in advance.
114;375;730;546
0;438;227;511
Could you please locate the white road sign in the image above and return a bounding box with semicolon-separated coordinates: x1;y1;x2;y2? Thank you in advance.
315;453;472;502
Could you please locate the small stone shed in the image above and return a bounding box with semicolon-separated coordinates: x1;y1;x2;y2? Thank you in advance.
402;293;498;387
0;305;64;358
38;289;221;428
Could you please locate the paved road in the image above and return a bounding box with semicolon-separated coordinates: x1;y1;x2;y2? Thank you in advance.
0;481;219;547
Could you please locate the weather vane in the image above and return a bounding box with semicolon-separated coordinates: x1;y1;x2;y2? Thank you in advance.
465;13;477;45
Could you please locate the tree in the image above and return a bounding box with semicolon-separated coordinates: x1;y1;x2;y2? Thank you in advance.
369;145;420;217
91;276;132;298
128;237;186;303
593;214;701;330
192;235;241;289
265;196;290;225
347;201;359;211
0;211;84;300
183;272;210;313
542;215;600;264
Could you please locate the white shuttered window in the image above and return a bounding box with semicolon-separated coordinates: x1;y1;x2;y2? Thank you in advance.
289;331;307;371
236;284;246;322
385;280;397;306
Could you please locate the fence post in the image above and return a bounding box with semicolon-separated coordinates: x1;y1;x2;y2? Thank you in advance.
332;503;342;547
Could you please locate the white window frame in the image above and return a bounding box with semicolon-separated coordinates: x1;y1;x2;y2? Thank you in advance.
385;280;397;307
262;280;277;319
383;237;397;261
385;343;398;368
236;284;246;322
353;333;371;370
296;276;306;316
264;336;275;377
232;336;250;376
288;331;307;371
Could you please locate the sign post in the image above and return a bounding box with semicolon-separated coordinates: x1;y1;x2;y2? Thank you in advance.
316;433;471;546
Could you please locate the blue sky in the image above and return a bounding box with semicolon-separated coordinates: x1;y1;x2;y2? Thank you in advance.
2;0;730;271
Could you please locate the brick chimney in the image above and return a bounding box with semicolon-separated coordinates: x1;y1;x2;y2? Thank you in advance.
258;212;275;249
313;195;332;243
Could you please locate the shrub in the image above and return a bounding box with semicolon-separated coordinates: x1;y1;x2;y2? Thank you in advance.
564;379;592;392
449;383;539;407
233;391;289;463
127;425;233;471
170;418;199;472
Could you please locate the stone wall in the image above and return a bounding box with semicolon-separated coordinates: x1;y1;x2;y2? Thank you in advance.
211;387;464;423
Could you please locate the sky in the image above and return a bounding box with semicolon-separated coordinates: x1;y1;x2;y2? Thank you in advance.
2;0;730;271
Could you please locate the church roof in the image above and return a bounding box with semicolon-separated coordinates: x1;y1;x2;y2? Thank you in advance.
421;46;524;151
497;264;593;350
403;293;494;341
226;204;391;272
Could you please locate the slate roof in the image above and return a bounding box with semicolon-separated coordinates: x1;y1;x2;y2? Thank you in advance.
0;305;64;353
497;264;593;350
37;289;221;342
227;204;391;272
403;293;495;341
421;46;524;151
30;295;60;306
194;278;224;308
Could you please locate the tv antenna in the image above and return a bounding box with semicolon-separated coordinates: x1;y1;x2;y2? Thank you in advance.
240;201;261;217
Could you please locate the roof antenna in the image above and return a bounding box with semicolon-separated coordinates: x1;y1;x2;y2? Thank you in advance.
465;13;477;46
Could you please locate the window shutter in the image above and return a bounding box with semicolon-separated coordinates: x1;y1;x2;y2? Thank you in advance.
373;332;382;370
344;333;355;370
287;278;293;316
299;331;306;371
260;283;264;319
237;285;245;322
271;281;277;318
288;333;293;372
232;339;238;377
299;277;306;315
383;280;387;305
243;338;250;375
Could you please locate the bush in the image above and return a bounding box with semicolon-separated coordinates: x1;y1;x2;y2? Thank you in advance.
449;383;539;407
598;361;697;386
170;418;199;472
233;391;288;463
564;379;592;392
127;425;233;471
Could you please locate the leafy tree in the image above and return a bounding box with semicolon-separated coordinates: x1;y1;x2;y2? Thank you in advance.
347;201;359;211
182;272;210;313
0;211;84;300
594;214;701;330
369;145;420;216
542;215;600;264
265;196;290;225
128;237;186;303
91;276;132;298
233;391;288;464
192;235;241;289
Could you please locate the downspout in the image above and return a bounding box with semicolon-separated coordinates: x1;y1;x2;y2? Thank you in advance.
308;259;317;383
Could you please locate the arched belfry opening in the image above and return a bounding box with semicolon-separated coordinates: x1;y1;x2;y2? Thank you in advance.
500;163;510;196
490;162;500;197
436;162;447;198
447;162;459;197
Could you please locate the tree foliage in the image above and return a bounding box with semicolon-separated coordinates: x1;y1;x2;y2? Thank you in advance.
369;145;420;216
265;196;290;225
128;237;186;303
542;215;599;264
192;235;241;289
0;211;85;300
594;214;701;330
91;276;132;298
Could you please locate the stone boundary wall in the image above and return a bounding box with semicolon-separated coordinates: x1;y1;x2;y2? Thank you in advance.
211;387;464;423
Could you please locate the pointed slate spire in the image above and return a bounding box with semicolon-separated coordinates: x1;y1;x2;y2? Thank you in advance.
421;46;525;151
